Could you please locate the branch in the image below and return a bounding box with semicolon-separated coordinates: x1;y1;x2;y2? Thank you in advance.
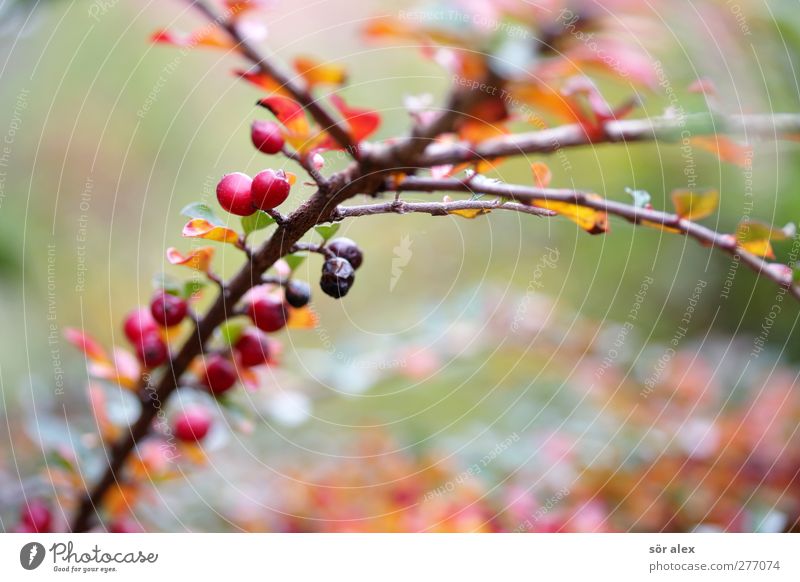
390;176;800;302
188;0;356;155
415;113;800;167
70;5;485;532
282;147;328;190
332;198;555;220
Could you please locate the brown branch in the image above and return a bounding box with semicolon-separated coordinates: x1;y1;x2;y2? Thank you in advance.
188;0;356;155
414;113;800;168
390;176;800;302
333;198;555;220
282;147;329;190
69;3;800;533
70;5;488;533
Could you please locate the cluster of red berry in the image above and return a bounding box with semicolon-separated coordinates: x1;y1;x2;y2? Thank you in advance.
112;118;366;447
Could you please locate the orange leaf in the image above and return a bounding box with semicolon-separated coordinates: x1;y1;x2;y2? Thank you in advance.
287;306;319;329
257;96;323;152
182;219;240;245
233;69;289;96
88;384;119;442
166;247;215;273
104;483;140;519
531;162;552;189
534;195;608;234
329;95;381;145
671;189;719;220
690;136;751;167
362;17;422;44
64;328;108;364
224;0;269;19
458;120;508;144
293;56;348;88
151;28;235;51
510;81;585;125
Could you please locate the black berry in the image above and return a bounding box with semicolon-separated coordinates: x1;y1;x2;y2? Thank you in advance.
285;279;311;308
327;237;363;270
320;257;355;298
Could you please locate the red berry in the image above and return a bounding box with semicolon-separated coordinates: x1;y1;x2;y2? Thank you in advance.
123;308;159;343
203;355;237;394
150;291;188;327
216;172;255;216
235;329;271;367
251;120;285;155
247;295;288;332
20;499;52;532
251;169;291;211
173;407;212;442
135;333;169;368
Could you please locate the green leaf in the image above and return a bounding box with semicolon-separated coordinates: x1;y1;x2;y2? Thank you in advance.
793;263;800;284
218;317;248;347
241;210;276;236
181;202;223;226
183;279;207;299
283;253;307;272
315;223;340;242
152;272;182;296
625;187;651;209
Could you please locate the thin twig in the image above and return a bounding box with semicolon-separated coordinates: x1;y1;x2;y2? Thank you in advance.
390;176;800;301
333;199;555;220
188;0;356;154
413;113;800;168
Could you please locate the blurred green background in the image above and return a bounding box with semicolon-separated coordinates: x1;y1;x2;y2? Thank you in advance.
1;0;800;529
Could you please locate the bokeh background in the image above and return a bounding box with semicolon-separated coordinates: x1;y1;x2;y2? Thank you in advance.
1;0;800;532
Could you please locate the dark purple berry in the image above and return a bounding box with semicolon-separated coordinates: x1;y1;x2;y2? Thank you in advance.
327;237;363;269
320;257;355;298
284;279;311;308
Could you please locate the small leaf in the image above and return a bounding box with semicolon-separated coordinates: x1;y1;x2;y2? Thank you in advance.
241;210;276;236
735;219;787;259
166;247;215;273
184;279;206;300
181;202;223;226
533;195;608;234
64;328;108;364
233;69;288;96
218;317;248;347
443;195;491;219
283;253;306;272
152;272;182;296
287;306;319;329
531;162;552;189
293;55;348;88
327;95;381;145
671;188;719;220
315;223;340;242
182;219;240;245
151;28;235;51
690;136;752;167
625;187;651;209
